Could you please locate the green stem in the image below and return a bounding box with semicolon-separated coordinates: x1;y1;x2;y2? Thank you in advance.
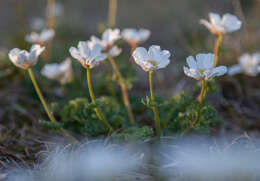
108;0;117;27
28;68;77;142
190;79;206;129
149;71;161;138
86;67;113;133
28;68;56;123
213;34;223;67
107;54;135;124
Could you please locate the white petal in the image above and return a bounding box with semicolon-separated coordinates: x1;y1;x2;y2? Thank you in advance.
222;13;242;32
148;45;161;61
186;56;197;69
8;48;21;63
162;50;171;59
69;47;81;60
184;66;200;80
209;13;221;26
157;59;170;69
238;54;251;67
91;44;103;58
200;19;216;33
228;64;242;76
95;53;107;62
212;66;227;77
30;44;45;57
196;53;214;69
78;41;89;59
132;47;149;62
109;46;122;57
40;29;55;42
139;29;151;42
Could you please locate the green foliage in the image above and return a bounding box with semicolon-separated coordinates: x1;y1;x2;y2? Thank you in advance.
160;91;222;135
112;126;153;142
59;97;127;137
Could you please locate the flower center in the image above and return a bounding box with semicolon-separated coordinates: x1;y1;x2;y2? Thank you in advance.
148;60;158;66
199;69;205;74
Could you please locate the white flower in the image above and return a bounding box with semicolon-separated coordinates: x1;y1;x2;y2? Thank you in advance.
8;44;45;69
69;41;107;68
41;58;73;84
29;17;45;30
25;29;55;43
122;28;150;45
200;13;242;34
184;53;227;80
132;45;171;72
87;28;121;57
228;53;260;76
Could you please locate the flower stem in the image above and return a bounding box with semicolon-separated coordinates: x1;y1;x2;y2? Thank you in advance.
149;71;161;138
28;68;77;142
28;68;56;123
213;34;223;67
190;79;206;129
86;67;113;133
107;54;135;124
47;0;55;29
108;0;117;27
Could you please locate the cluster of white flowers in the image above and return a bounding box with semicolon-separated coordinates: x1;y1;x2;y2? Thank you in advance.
41;58;73;84
8;45;45;69
200;12;242;35
228;53;260;76
184;53;227;80
25;29;55;44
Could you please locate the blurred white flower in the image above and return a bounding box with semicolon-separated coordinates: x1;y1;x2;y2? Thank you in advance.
69;41;107;68
200;13;242;34
132;45;171;72
25;29;55;44
228;53;260;76
161;137;260;181
41;58;73;84
29;17;45;30
87;28;122;57
122;28;151;45
184;53;227;80
8;44;45;69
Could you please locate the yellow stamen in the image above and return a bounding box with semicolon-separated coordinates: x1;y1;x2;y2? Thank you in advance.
148;60;158;66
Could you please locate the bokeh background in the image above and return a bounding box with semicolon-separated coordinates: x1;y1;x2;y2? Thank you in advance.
0;0;260;170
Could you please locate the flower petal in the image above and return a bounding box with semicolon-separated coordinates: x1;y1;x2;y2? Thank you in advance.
222;13;242;33
132;47;149;62
186;56;197;69
228;64;242;76
69;47;81;60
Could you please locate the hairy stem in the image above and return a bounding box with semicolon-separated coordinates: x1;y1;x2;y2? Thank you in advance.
213;34;223;67
108;0;117;27
86;67;113;133
28;68;57;123
28;68;77;141
149;71;161;138
107;54;135;124
190;79;206;129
